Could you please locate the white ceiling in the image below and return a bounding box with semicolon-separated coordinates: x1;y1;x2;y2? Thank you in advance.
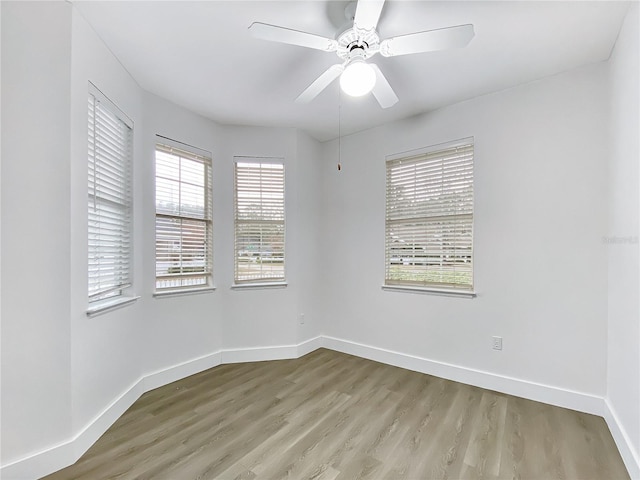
74;1;630;142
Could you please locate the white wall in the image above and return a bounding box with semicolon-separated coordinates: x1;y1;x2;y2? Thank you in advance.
140;102;324;360
319;62;610;402
0;0;2;465
1;1;73;465
295;130;324;344
1;3;325;471
140;92;225;374
218;125;302;350
2;1;637;478
69;6;145;435
140;96;325;365
607;2;640;476
0;0;3;461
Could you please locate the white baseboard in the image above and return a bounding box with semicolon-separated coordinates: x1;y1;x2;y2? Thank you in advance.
219;336;323;364
297;336;324;357
0;340;321;480
143;351;222;392
1;335;624;479
322;336;604;416
0;438;77;480
71;380;146;465
0;380;147;480
605;399;640;479
222;344;298;364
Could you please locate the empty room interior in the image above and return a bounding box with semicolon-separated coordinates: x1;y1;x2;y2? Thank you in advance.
2;0;640;479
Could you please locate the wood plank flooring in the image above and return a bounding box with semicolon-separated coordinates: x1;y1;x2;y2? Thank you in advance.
42;348;630;480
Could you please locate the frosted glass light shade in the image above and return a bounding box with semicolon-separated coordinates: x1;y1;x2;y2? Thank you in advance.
340;61;376;97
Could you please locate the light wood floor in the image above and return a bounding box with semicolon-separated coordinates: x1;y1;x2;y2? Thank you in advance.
42;348;629;480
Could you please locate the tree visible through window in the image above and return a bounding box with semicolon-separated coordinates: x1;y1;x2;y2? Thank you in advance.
234;159;285;284
385;140;474;291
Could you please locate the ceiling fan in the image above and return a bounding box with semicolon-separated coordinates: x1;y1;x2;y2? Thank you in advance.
248;0;474;108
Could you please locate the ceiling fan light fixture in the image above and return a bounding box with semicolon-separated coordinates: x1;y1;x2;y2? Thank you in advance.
340;58;376;97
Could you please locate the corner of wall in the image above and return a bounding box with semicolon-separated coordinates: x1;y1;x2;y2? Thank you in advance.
606;2;640;477
605;399;640;479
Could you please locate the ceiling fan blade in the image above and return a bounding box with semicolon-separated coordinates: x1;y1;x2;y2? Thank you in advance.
354;0;385;31
380;24;474;57
296;64;345;104
370;64;398;108
249;22;338;52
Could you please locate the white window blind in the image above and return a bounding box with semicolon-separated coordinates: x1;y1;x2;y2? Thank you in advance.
234;159;285;283
88;90;133;303
155;141;213;291
385;141;474;290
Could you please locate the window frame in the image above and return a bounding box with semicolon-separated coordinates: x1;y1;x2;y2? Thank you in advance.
87;83;136;314
154;137;214;295
383;138;475;297
233;157;286;287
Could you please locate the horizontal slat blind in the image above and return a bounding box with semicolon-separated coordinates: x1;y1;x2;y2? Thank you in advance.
155;143;212;290
385;142;474;290
234;160;285;283
88;92;133;302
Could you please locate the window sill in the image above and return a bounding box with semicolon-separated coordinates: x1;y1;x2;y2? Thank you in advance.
231;281;288;290
153;286;216;298
382;285;476;298
87;295;140;317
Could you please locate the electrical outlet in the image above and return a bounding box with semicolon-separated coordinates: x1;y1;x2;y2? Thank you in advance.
299;313;305;325
492;336;503;350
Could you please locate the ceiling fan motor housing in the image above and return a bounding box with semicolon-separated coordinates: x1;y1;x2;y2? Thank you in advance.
336;27;380;61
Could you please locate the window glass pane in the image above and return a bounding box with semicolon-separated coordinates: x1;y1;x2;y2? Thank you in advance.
88;91;133;302
385;142;473;290
155;141;212;291
234;160;285;283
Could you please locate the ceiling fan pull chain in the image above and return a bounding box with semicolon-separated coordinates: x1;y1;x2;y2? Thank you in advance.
338;89;342;171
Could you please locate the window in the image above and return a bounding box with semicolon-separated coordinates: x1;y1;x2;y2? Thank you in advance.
234;158;285;284
155;140;213;291
385;139;474;291
88;88;133;304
